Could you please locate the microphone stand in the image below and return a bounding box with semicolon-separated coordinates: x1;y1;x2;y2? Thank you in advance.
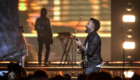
121;27;125;80
73;15;83;66
18;25;24;67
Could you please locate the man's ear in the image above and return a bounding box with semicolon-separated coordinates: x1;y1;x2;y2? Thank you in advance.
92;25;95;29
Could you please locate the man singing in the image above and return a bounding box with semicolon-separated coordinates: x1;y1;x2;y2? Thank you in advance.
35;8;53;66
75;18;103;75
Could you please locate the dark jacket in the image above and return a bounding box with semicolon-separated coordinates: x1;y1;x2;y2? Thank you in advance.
84;30;102;67
35;17;53;44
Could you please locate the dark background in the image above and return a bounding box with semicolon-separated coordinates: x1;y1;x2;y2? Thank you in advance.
111;0;140;61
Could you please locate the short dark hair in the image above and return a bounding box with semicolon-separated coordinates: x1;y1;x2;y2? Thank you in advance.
90;18;100;31
64;74;71;80
78;74;87;80
41;8;47;17
41;8;47;13
33;69;48;78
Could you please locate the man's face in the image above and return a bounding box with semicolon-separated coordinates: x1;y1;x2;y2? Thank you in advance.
85;20;95;33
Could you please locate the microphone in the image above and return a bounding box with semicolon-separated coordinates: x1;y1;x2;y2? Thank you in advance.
76;14;83;28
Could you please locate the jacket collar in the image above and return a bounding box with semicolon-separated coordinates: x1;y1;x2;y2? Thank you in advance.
84;30;97;45
87;30;97;37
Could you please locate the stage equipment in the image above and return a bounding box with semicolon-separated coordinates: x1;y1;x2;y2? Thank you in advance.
57;32;75;66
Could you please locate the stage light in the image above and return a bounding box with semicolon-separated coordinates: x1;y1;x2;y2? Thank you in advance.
102;0;108;1
37;1;48;5
31;6;41;10
54;11;60;15
126;29;134;38
92;11;100;14
102;4;108;8
54;17;60;21
123;42;135;49
124;70;134;78
123;15;135;22
30;3;37;6
128;29;132;31
89;0;100;4
127;56;132;58
108;61;129;64
22;33;111;37
127;35;132;38
19;0;26;1
31;30;37;34
54;7;60;10
62;6;69;10
18;3;27;11
54;0;60;21
19;6;27;11
124;3;134;11
54;0;60;5
62;1;69;4
19;3;26;6
0;61;16;63
91;5;100;9
100;21;111;25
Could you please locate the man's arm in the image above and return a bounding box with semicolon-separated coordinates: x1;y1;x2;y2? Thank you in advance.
75;39;86;52
35;19;38;31
35;18;44;36
48;19;53;38
35;18;42;31
85;35;100;57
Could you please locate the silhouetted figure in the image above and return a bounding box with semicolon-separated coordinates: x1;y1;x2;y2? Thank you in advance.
130;73;140;80
96;71;112;80
28;75;48;80
78;74;87;80
4;62;27;80
54;75;65;80
87;72;98;80
35;8;53;66
63;74;71;80
33;69;48;78
113;76;122;80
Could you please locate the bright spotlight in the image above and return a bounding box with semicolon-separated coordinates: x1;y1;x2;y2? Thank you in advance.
123;42;135;49
124;70;134;78
123;15;135;22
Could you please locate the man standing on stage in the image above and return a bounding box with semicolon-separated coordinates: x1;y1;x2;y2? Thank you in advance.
75;18;103;75
35;8;53;66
